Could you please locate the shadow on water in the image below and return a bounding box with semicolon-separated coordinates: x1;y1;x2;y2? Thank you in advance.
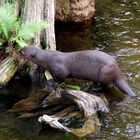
0;0;140;139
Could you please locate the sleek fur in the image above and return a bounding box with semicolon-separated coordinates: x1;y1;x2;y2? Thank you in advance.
21;47;136;97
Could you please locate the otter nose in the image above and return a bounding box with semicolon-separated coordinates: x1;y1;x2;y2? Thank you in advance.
19;48;25;55
19;46;29;55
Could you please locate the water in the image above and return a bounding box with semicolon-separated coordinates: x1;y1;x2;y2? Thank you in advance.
0;0;140;139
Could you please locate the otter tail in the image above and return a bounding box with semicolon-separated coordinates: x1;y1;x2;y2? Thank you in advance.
115;79;136;97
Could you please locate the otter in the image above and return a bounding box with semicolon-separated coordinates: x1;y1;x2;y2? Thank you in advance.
21;47;136;97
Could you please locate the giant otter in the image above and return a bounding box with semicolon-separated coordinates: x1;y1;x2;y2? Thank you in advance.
21;47;136;97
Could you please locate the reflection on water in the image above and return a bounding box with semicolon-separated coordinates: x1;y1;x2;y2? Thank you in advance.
0;0;140;139
94;0;140;95
55;22;94;51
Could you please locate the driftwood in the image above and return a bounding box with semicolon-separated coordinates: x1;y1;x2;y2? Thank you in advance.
59;88;109;117
9;81;109;137
39;87;109;137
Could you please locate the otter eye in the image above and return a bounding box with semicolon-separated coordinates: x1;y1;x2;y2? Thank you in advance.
31;53;35;57
30;50;36;58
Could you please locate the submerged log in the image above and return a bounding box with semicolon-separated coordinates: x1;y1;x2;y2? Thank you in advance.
18;105;74;120
9;90;47;112
9;84;70;114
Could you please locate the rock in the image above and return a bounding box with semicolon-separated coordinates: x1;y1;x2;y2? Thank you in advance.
56;0;95;22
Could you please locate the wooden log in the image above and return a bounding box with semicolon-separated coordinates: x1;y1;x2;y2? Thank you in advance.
0;56;23;87
59;88;109;118
9;86;48;112
9;85;69;113
18;105;73;120
39;88;109;137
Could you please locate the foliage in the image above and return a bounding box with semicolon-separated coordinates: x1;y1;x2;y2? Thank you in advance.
0;3;48;60
66;84;81;90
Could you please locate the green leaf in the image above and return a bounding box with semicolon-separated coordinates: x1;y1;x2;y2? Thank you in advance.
0;3;48;53
0;3;17;40
12;52;17;61
24;20;48;33
66;84;81;90
16;39;28;48
5;47;11;53
0;41;3;46
17;25;35;41
17;20;48;41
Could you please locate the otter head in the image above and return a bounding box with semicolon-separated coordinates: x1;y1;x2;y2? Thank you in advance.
21;47;37;59
21;47;46;68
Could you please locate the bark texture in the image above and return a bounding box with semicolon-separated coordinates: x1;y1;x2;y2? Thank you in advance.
44;0;56;50
56;0;95;22
23;0;56;79
0;0;5;5
23;0;46;78
0;57;18;86
23;0;45;48
38;87;109;137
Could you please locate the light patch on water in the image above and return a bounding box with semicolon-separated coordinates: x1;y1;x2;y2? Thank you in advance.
115;48;140;57
134;30;140;34
124;12;131;15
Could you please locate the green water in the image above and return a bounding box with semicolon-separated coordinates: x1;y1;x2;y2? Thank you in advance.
0;0;140;139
